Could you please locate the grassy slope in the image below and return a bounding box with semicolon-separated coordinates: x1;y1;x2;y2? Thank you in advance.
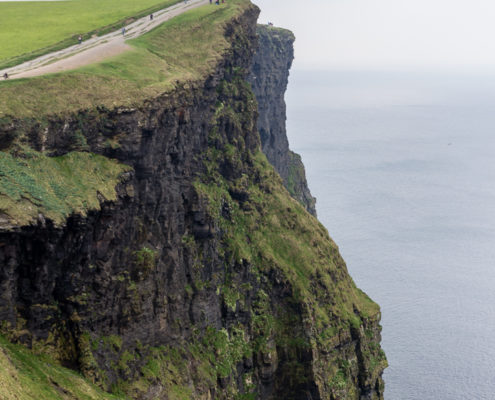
0;335;125;400
197;148;380;334
0;0;182;69
0;149;130;227
0;0;249;118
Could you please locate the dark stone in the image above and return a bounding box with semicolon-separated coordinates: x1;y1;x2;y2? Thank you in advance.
248;25;317;216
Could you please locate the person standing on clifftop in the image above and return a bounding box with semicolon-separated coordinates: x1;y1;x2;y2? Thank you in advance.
150;13;153;20
3;72;8;80
78;35;82;44
121;27;126;36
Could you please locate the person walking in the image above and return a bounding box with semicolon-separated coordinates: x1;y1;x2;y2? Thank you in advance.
78;35;82;45
150;13;153;20
122;27;126;36
3;72;8;80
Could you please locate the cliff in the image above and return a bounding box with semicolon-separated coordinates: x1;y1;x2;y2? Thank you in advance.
0;1;386;399
248;25;316;216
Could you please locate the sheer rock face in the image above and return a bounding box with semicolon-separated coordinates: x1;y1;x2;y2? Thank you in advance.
0;6;385;400
249;25;317;216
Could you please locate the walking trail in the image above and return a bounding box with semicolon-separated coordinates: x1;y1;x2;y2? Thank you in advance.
0;0;209;80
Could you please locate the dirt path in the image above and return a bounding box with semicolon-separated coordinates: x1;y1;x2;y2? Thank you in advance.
0;0;209;80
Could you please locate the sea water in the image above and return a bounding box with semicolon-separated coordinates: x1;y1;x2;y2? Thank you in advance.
285;70;495;400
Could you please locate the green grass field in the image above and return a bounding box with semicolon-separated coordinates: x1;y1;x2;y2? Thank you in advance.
0;0;251;117
0;0;181;68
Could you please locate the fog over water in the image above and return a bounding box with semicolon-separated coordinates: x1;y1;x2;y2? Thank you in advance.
254;0;495;71
285;70;495;399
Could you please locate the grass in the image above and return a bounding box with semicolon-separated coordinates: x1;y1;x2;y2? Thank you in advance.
0;335;125;400
0;0;183;69
0;147;130;226
0;0;252;118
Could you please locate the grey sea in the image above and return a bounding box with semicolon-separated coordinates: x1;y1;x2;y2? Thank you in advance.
286;70;495;400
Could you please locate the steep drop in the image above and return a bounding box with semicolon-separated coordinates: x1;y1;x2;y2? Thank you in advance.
0;2;385;399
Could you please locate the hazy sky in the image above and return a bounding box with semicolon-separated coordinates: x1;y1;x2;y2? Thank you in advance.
254;0;495;71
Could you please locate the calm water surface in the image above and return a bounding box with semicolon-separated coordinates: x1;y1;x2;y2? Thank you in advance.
285;70;495;400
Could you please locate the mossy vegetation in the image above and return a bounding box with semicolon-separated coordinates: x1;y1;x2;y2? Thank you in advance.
0;147;130;226
0;335;124;400
191;70;385;396
196;147;380;333
0;0;183;69
133;247;158;271
0;0;253;118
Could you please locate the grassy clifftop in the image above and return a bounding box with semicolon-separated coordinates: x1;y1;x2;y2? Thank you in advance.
0;0;253;227
0;0;182;69
0;0;252;118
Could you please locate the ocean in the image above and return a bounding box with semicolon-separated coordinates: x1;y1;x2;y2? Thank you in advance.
285;70;495;399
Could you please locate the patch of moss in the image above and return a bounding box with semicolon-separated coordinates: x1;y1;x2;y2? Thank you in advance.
133;247;158;271
112;345;193;400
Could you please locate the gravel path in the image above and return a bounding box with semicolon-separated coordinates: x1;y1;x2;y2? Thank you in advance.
0;0;209;80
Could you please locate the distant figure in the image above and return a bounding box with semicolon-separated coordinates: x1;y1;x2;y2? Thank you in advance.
221;0;224;3
209;0;212;3
215;0;219;4
122;27;126;35
268;21;274;26
150;13;153;20
78;35;82;44
3;72;8;80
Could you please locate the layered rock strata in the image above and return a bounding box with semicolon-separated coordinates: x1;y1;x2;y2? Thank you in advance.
249;25;316;216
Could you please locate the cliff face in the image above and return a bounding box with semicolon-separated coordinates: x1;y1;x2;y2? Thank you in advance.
0;3;385;400
248;25;316;216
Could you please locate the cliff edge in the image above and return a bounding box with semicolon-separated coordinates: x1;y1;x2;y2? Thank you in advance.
0;1;385;399
249;25;316;216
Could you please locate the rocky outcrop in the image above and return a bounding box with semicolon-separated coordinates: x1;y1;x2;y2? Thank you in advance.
0;3;385;399
249;25;316;216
